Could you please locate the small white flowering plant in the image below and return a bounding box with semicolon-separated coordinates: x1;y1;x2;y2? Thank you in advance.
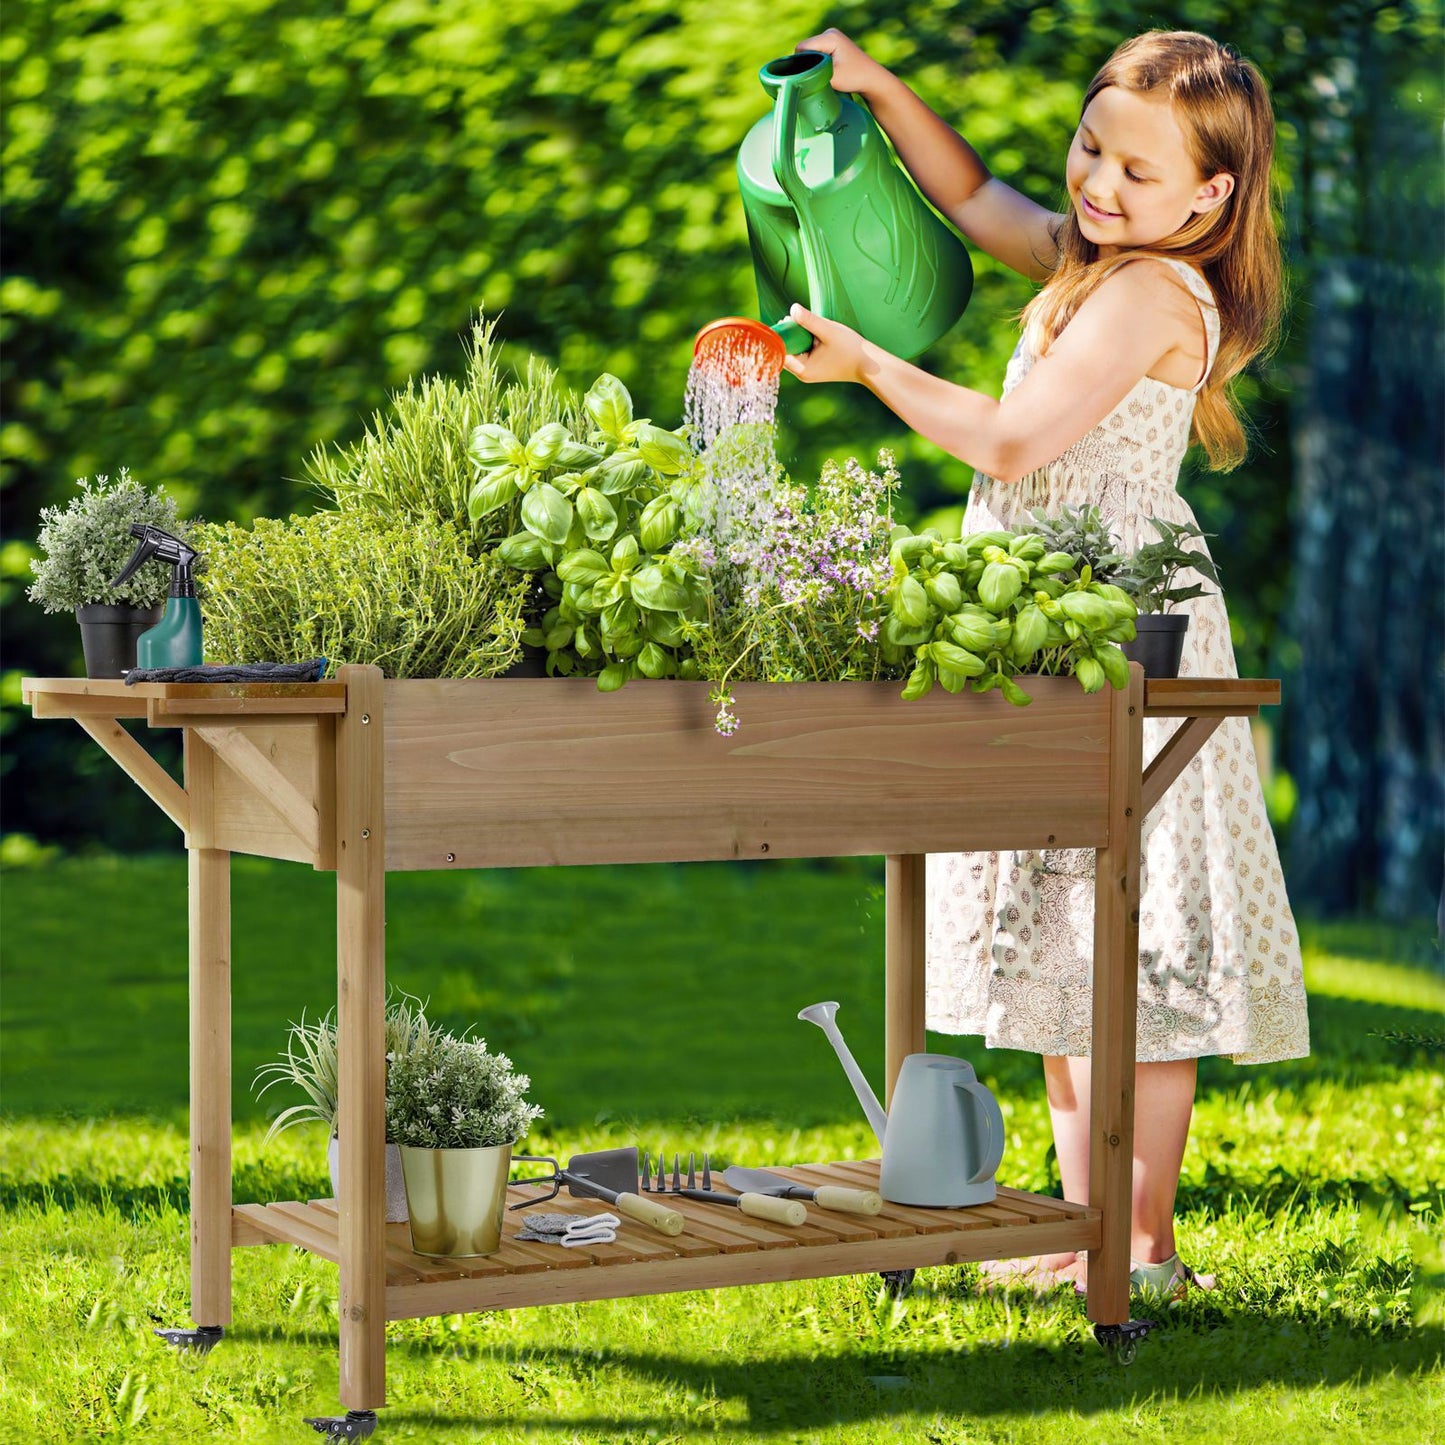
27;469;195;613
385;1032;544;1151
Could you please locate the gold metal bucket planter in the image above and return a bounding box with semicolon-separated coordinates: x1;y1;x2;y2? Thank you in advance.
398;1142;513;1256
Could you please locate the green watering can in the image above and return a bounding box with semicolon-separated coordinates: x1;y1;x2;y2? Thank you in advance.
695;51;973;380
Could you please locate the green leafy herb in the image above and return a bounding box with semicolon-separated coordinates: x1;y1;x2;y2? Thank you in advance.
196;510;529;677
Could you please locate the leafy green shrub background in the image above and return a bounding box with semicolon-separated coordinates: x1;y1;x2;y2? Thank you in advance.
2;0;1439;855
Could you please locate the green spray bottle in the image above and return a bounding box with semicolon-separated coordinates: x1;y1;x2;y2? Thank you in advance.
111;524;204;669
695;51;973;378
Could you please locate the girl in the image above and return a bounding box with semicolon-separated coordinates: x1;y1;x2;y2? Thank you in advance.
784;28;1310;1298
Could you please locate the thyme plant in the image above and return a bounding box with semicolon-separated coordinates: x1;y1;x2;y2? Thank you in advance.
197;510;529;677
684;451;905;734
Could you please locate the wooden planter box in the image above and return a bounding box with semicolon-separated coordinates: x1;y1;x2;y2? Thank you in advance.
23;667;1276;1422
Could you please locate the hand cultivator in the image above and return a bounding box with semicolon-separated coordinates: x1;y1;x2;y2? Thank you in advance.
643;1149;808;1225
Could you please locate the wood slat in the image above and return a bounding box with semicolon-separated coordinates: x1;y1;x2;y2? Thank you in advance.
1142;677;1278;715
308;1201;479;1284
382;678;1113;870
235;1154;1105;1322
29;689;150;719
20;676;345;714
995;1187;1092;1220
385;1215;1100;1318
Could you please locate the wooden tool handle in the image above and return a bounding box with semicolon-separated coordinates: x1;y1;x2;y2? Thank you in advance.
614;1192;684;1236
812;1185;883;1215
737;1192;807;1226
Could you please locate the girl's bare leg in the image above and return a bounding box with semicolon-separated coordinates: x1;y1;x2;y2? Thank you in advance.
983;1055;1210;1291
980;1054;1089;1286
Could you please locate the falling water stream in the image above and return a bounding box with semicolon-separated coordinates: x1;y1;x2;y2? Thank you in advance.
683;325;786;604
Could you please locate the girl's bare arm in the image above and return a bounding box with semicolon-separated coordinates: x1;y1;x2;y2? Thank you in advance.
799;30;1062;281
785;261;1201;480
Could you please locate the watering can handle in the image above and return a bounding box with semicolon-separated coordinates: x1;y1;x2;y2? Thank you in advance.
771;73;837;324
960;1081;1006;1185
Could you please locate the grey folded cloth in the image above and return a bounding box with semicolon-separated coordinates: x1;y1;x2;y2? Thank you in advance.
515;1210;619;1246
125;659;327;684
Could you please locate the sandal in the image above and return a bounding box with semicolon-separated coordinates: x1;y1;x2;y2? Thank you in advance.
1129;1253;1213;1303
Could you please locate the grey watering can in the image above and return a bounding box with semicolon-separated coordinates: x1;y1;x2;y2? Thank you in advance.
799;1001;1005;1207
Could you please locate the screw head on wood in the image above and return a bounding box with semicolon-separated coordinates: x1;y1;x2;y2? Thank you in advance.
446;853;456;863
361;829;369;839
760;842;770;852
361;713;370;724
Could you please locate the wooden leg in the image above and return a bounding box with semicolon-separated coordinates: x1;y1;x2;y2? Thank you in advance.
188;844;232;1326
884;854;927;1107
1087;667;1146;1327
335;666;388;1411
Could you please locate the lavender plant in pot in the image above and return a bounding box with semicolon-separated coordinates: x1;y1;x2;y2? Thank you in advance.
253;991;442;1223
1117;517;1221;678
26;469;196;677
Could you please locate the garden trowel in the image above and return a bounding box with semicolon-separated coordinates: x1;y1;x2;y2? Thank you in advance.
722;1165;883;1215
510;1147;684;1236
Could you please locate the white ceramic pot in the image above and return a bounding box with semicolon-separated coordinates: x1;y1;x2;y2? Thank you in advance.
327;1135;410;1223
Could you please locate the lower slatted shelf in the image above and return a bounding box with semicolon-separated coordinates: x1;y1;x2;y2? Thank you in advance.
232;1160;1100;1320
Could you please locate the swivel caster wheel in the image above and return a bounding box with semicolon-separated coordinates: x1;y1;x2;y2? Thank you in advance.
1093;1318;1155;1365
879;1269;915;1300
303;1410;378;1440
154;1324;224;1354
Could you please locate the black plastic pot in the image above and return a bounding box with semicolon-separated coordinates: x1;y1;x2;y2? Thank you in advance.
1120;613;1189;678
75;603;163;679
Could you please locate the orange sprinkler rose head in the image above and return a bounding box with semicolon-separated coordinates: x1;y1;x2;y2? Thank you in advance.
692;317;787;386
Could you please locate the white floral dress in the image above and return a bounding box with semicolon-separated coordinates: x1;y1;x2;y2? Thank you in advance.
926;257;1310;1065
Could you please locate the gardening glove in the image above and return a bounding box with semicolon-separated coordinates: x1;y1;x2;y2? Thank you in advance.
124;659;327;684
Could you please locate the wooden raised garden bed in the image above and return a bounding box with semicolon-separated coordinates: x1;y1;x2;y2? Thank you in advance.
22;666;1278;1429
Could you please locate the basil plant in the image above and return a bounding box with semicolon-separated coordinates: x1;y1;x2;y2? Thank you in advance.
468;374;707;690
882;528;1138;705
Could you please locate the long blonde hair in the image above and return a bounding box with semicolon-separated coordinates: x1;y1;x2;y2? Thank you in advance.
1022;31;1285;470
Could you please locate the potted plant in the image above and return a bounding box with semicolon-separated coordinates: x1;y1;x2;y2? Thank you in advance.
253;991;441;1222
385;1031;544;1257
26;469;197;677
1116;516;1221;678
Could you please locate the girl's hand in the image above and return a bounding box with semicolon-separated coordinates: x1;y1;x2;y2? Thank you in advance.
781;303;867;385
795;28;890;95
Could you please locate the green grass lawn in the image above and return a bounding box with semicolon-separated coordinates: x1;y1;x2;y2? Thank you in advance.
1;854;1442;1443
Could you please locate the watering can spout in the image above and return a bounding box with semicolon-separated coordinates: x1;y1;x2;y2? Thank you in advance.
797;1001;890;1147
